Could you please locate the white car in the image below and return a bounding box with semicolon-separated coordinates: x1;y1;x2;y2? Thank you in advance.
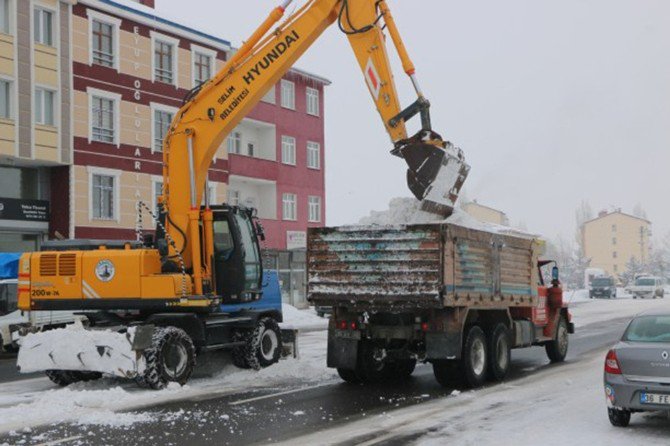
0;279;85;351
628;276;665;300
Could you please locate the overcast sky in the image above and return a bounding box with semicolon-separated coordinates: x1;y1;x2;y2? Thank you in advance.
159;0;670;243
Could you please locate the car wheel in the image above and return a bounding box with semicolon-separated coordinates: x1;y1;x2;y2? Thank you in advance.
608;407;631;427
487;323;511;382
546;317;569;363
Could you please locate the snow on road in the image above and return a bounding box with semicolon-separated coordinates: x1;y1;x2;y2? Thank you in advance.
1;297;668;437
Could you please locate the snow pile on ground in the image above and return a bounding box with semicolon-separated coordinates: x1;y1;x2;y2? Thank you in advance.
280;304;328;331
358;197;536;239
0;330;335;434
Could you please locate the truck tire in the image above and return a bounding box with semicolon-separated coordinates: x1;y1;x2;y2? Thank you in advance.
244;317;283;370
546;317;569;363
137;327;196;390
487;323;511;382
433;326;488;389
337;367;362;384
608;407;631;427
45;370;102;387
391;359;417;381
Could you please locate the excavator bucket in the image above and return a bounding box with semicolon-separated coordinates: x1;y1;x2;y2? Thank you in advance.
397;132;470;217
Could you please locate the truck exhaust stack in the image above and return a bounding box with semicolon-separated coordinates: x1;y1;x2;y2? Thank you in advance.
398;131;470;218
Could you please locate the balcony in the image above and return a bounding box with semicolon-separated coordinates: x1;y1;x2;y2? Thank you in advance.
228;175;277;220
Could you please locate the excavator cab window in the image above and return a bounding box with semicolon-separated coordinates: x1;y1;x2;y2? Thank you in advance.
212;207;263;303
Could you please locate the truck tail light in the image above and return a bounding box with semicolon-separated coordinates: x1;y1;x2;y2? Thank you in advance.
421;322;429;332
338;320;347;330
350;321;357;330
605;349;621;375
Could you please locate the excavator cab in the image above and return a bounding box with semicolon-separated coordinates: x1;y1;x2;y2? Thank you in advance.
211;205;263;304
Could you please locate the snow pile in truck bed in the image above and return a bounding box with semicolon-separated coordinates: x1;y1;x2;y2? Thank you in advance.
358;197;536;239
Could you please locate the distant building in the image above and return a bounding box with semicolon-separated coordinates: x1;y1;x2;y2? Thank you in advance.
462;201;509;226
581;210;651;279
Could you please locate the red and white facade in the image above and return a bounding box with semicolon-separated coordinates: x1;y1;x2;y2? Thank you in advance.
68;0;329;252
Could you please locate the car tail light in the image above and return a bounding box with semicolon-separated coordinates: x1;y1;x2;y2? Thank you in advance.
605;349;621;375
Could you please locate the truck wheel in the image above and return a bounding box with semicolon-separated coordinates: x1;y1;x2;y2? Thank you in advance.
390;359;417;381
432;360;460;387
487;324;511;382
546;317;569;363
245;317;283;370
137;327;196;390
608;408;631;427
337;367;362;384
461;326;488;388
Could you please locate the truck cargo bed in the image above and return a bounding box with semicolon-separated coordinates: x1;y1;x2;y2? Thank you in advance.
307;223;539;310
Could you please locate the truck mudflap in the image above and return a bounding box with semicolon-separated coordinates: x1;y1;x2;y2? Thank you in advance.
16;321;146;378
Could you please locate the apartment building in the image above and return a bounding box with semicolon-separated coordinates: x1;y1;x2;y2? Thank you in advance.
0;0;72;252
581;210;652;278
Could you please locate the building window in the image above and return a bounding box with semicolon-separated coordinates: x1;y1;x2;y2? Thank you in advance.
153;35;177;85
34;7;54;46
153;108;174;152
613;264;618;273
281;136;296;165
282;193;297;221
308;196;321;223
611;224;617;232
92;20;115;67
193;52;212;86
612;237;617;245
613;251;617;259
306;87;319;116
0;79;11;119
280;80;295;110
227;131;241;154
307;141;320;169
92;174;115;220
91;95;116;144
228;189;240;206
0;0;10;35
34;88;55;126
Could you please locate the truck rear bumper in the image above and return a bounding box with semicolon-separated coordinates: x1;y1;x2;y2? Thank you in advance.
17;322;146;378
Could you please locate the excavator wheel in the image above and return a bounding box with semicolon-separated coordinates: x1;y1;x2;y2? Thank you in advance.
136;326;196;390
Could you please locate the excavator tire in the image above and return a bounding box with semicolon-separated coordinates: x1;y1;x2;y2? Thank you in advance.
231;331;250;369
240;317;282;370
46;370;102;387
136;326;196;390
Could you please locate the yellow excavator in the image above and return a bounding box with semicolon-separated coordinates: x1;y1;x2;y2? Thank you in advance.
16;0;469;388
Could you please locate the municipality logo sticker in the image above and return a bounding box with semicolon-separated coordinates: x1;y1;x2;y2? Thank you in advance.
95;259;115;282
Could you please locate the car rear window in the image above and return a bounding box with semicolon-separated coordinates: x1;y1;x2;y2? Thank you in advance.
635;278;657;286
624;316;670;343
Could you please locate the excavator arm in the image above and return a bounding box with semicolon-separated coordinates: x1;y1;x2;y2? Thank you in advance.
161;0;470;293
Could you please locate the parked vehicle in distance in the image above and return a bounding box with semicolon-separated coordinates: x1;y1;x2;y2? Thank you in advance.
628;276;665;299
590;276;617;299
604;311;670;427
0;278;85;353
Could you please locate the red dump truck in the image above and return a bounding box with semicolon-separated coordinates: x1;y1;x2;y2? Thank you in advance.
307;222;574;388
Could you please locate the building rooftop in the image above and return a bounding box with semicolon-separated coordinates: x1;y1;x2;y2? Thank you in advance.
87;0;331;85
582;210;651;226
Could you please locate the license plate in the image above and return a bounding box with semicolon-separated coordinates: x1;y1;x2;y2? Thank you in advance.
640;392;670;405
334;330;361;340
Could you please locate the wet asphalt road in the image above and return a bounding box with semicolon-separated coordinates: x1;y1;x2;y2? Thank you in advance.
0;308;631;446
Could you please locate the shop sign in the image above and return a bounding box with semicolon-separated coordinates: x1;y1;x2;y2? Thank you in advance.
0;198;49;222
286;231;306;250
